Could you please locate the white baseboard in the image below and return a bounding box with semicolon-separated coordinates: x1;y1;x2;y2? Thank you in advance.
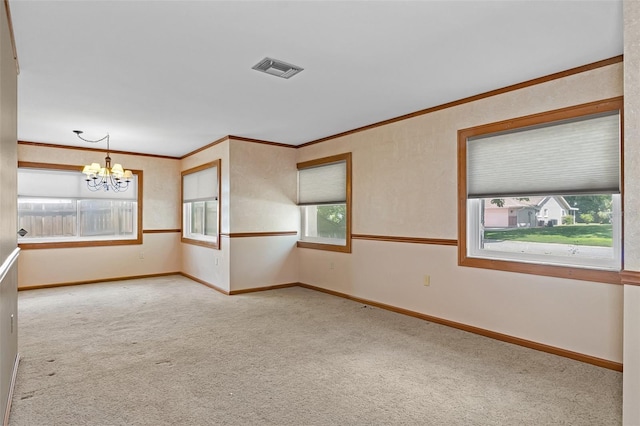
3;353;20;426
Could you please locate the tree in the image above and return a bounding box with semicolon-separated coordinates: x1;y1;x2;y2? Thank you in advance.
564;195;612;223
579;213;595;224
597;211;612;224
490;198;530;208
317;205;346;224
316;205;346;238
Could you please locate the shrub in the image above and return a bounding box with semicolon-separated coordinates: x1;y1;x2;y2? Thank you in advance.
580;213;594;224
597;211;611;224
562;215;574;225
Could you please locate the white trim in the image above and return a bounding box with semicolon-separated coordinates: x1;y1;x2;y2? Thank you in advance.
467;198;621;271
0;248;20;285
182;202;218;242
3;354;20;426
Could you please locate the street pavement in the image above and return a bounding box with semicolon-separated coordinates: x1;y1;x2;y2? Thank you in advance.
483;240;613;260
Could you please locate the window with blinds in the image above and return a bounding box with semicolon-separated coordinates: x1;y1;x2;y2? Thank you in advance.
467;112;620;198
297;153;351;253
17;164;141;247
181;161;220;248
458;98;622;280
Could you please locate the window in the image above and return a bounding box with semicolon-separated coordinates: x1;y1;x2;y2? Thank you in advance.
181;161;220;248
458;98;622;283
17;163;142;248
297;153;351;253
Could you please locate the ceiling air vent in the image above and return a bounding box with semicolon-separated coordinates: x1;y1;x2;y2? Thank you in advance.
252;57;303;79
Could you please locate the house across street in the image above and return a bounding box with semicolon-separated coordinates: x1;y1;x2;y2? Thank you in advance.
484;196;578;228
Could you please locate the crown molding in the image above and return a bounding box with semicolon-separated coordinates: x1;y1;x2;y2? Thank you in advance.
18;141;180;160
298;55;624;148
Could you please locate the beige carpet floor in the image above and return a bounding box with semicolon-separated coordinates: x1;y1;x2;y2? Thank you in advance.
9;275;621;425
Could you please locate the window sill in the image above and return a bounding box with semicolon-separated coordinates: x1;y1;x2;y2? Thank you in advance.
19;237;142;250
459;254;621;284
297;240;351;253
181;237;219;249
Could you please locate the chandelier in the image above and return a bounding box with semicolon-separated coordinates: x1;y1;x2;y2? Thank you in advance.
73;130;133;192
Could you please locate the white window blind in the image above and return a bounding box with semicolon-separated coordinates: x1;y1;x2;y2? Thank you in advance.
298;161;346;205
18;168;137;200
467;111;620;198
183;166;218;202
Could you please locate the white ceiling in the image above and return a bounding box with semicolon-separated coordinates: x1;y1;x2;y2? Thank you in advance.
9;0;623;158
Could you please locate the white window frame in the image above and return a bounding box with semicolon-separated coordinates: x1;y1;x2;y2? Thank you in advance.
300;203;348;246
467;196;622;271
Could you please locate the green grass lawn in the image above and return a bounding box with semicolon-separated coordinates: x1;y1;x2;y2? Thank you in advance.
483;224;613;247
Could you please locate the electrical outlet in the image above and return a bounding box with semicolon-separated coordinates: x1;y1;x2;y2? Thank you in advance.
139;252;144;259
423;275;430;286
329;262;335;270
215;258;219;266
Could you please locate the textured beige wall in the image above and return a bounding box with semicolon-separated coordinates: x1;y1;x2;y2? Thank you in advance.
181;140;230;233
229;140;298;233
624;3;640;272
180;140;230;289
18;233;181;287
624;284;640;424
182;239;229;292
0;0;19;419
229;140;300;290
16;144;182;287
623;1;640;423
227;140;299;291
179;139;299;291
297;63;624;362
0;6;17;262
298;63;622;238
229;236;298;291
18;144;181;229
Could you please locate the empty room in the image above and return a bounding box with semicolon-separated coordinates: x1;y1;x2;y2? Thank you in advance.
1;1;639;425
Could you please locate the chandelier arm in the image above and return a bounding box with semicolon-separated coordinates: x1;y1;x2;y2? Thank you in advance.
85;176;102;192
